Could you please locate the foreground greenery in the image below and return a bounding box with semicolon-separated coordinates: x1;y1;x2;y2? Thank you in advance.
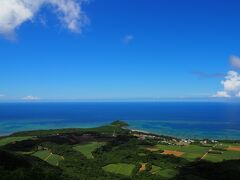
0;120;240;180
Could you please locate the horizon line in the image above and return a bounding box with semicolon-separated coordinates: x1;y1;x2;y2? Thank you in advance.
0;97;240;103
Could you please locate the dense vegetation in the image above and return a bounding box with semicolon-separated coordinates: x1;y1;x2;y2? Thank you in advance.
0;121;240;180
0;150;62;180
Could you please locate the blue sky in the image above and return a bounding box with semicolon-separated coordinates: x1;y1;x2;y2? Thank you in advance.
0;0;240;101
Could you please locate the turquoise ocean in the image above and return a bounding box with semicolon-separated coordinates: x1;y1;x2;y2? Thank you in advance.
0;102;240;140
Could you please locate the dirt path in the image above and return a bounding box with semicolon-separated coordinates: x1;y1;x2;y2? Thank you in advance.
200;152;208;160
199;144;217;161
44;153;53;161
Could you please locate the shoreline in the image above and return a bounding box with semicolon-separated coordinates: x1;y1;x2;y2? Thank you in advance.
1;125;240;142
125;126;240;141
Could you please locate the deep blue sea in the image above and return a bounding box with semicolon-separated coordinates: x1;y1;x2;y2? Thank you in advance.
0;102;240;140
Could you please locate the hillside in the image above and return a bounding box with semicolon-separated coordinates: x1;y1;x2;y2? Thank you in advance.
0;121;240;180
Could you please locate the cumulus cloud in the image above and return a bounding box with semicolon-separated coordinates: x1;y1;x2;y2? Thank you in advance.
0;0;89;37
123;35;134;44
221;71;240;92
22;95;40;100
213;71;240;98
213;91;230;98
230;55;240;69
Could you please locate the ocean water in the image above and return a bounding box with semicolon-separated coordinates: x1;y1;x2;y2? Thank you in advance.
0;102;240;140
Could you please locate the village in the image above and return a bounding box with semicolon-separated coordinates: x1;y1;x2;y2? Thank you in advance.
130;129;218;146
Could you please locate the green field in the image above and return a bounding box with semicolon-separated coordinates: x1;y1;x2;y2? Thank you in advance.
33;150;51;160
155;143;240;163
0;136;33;146
150;165;162;174
47;154;63;166
102;163;135;176
150;165;178;179
73;141;106;159
157;168;178;179
32;150;63;166
204;150;240;162
156;144;210;161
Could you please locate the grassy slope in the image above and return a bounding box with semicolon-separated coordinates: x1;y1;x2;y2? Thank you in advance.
73;142;106;159
32;150;63;166
0;136;33;147
33;150;51;159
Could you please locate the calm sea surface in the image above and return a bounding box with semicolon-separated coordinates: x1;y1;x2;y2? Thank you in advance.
0;102;240;140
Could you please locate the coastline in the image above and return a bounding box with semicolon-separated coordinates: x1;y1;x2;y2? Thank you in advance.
125;126;240;141
1;124;240;142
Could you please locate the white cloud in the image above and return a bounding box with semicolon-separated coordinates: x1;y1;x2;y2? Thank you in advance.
0;0;89;37
221;71;240;92
236;92;240;97
230;55;240;69
213;70;240;98
22;95;40;100
213;91;230;98
123;35;134;44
